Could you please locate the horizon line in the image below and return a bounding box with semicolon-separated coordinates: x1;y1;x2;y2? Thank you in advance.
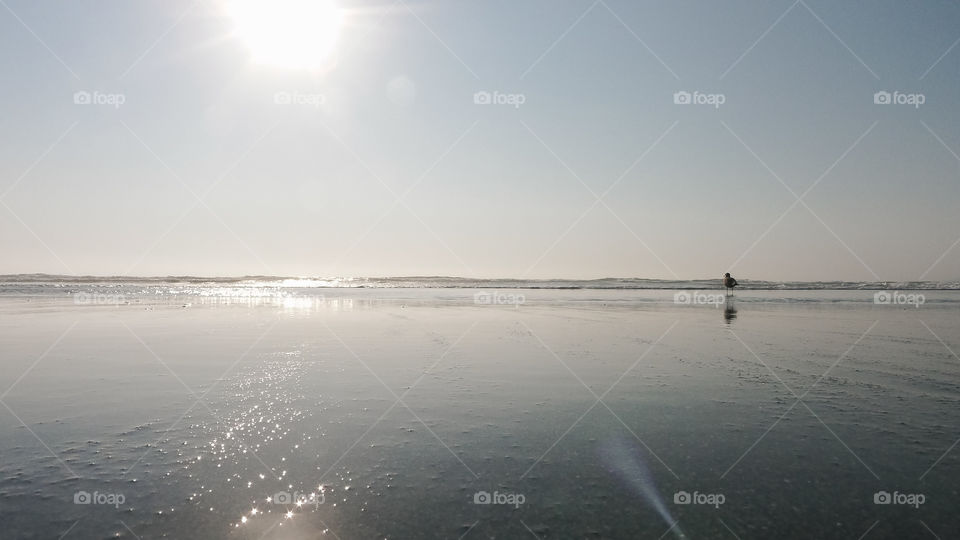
0;273;955;284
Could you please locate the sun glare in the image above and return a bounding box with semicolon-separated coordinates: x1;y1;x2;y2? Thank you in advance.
228;0;343;69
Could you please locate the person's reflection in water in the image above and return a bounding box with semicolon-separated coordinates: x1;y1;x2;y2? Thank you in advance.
723;297;738;324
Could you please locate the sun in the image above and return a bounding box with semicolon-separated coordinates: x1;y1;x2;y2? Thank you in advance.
228;0;343;69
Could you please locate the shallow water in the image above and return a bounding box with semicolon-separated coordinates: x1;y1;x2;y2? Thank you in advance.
0;289;958;539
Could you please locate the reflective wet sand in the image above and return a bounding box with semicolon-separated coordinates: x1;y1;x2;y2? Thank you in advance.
1;290;958;539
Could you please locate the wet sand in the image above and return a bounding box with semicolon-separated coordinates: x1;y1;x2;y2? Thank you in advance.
0;289;958;539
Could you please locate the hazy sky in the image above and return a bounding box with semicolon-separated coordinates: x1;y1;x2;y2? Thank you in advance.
1;0;959;281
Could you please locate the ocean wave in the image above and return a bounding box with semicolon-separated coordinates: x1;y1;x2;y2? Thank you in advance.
1;274;957;290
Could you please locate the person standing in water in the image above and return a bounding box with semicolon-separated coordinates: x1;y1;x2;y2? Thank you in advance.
723;272;738;295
